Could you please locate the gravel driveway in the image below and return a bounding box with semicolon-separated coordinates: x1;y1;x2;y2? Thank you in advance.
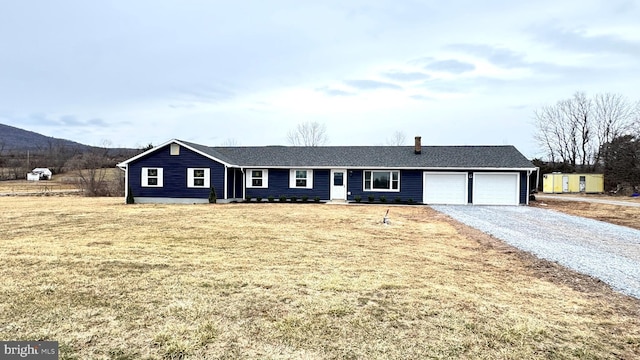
536;194;640;207
431;205;640;299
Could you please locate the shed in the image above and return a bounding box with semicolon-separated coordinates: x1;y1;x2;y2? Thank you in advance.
542;173;603;194
26;168;53;181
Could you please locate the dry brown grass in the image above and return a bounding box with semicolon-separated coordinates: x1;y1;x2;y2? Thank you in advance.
0;168;123;196
532;199;640;230
1;198;639;359
0;180;78;194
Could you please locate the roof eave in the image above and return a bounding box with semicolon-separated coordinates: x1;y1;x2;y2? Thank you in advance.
116;139;239;168
236;165;536;170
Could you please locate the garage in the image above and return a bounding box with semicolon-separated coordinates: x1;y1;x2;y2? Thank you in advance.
473;173;519;205
423;172;468;204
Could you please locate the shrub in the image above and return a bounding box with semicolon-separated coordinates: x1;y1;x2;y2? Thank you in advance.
245;195;252;202
301;195;309;202
279;195;287;202
354;195;362;203
256;196;263;202
267;195;275;202
394;197;401;204
208;186;217;204
368;195;375;203
290;195;298;202
408;198;415;204
380;195;387;203
314;196;321;202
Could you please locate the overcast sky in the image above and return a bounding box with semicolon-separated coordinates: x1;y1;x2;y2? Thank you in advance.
1;1;639;157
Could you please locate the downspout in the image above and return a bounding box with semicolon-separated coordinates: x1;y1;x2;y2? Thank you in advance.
233;168;236;200
117;163;128;204
241;168;246;201
526;169;532;205
223;166;228;201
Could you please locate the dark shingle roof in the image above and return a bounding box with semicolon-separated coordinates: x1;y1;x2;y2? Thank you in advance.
180;140;534;169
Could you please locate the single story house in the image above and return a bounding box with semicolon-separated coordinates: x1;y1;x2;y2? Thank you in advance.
26;168;52;181
116;137;536;205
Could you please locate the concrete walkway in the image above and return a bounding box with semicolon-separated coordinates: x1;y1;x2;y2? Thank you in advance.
536;194;640;207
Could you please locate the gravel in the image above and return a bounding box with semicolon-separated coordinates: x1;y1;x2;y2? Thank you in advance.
431;205;640;299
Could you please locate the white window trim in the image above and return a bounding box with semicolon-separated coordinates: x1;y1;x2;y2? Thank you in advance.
289;169;313;189
187;168;210;188
142;167;163;187
363;170;400;192
246;169;268;188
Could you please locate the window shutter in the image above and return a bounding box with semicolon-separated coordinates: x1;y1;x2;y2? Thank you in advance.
203;168;210;187
156;168;164;187
187;168;194;187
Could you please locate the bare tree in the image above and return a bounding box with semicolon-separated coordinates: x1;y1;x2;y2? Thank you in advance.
633;99;640;136
534;91;639;173
560;92;592;168
386;131;407;146
5;153;28;180
534;103;568;165
286;121;329;146
220;138;240;146
65;141;118;196
37;139;81;174
593;93;635;168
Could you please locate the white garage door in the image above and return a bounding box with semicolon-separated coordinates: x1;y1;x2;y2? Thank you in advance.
473;173;519;205
423;172;468;204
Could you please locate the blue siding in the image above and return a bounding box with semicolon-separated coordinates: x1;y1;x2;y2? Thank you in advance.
129;145;226;199
520;171;528;204
128;145;531;206
246;169;330;199
347;170;423;202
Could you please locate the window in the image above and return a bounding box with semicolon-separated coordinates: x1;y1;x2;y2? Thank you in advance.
289;169;313;189
333;172;344;186
246;169;268;188
364;171;399;191
187;168;210;188
170;144;180;155
142;167;163;187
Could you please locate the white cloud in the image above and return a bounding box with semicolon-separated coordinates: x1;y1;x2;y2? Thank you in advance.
0;0;639;157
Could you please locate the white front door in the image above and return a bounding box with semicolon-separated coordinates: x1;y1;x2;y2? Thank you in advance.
562;176;569;192
330;169;347;200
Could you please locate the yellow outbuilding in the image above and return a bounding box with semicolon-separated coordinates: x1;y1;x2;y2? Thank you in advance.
542;173;604;193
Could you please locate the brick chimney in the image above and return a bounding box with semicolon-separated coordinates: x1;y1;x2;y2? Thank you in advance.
414;136;422;154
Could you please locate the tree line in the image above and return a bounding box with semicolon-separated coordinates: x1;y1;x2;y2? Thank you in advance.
533;92;640;193
0;139;139;196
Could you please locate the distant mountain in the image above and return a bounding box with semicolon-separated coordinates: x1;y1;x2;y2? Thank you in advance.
0;123;89;152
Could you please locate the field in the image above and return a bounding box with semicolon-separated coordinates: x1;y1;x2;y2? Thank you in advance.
0;169;123;196
0;179;78;195
533;197;640;230
1;197;640;359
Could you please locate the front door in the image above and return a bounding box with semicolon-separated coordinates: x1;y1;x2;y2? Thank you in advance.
562;176;569;193
330;169;347;200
